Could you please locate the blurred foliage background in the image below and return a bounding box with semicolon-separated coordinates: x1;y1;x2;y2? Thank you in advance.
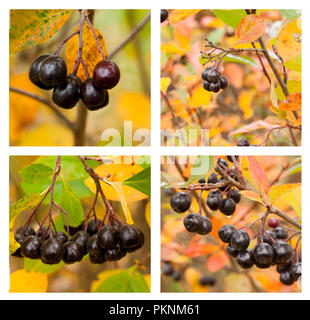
10;10;151;146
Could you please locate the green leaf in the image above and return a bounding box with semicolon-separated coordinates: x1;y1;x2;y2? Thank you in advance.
223;54;258;68
136;156;151;169
284;53;301;72
60;179;84;228
280;10;301;20
20;163;54;185
10;9;72;54
207;28;226;44
9;193;41;222
212;9;247;28
24;258;64;274
94;267;150;293
123;167;151;197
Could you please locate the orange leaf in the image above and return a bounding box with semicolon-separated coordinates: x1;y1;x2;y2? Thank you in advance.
168;10;201;24
184;243;219;258
278;93;301;111
247;156;270;204
206;251;229;273
66;24;107;82
235;15;266;44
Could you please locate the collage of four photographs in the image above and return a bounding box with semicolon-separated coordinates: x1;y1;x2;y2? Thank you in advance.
9;9;301;294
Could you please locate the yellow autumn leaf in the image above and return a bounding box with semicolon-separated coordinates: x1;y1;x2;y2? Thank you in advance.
10;270;48;292
18;124;74;146
90;269;122;292
269;183;301;204
144;274;151;291
145;200;151;228
277;19;302;62
9;74;40;144
173;25;191;51
168;10;201;24
66;23;107;82
241;190;264;205
160;42;186;55
9;217;20;255
160;77;171;94
238;90;255;119
273;186;301;217
116;92;150;129
188;86;212;108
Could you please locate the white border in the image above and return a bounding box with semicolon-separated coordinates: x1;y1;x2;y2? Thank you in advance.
2;1;309;301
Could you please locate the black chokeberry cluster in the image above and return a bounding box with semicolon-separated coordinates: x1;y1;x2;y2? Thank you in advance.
218;220;301;286
205;158;241;217
13;219;144;265
201;66;228;93
170;192;212;236
29;55;120;111
161;9;169;23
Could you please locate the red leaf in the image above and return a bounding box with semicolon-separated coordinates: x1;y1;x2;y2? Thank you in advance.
235;15;266;44
206;251;229;272
184;243;219;258
247;156;270;204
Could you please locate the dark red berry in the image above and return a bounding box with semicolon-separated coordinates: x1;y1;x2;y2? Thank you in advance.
93;59;120;90
40;238;64;265
170;192;191;213
29;54;54;89
52;74;81;109
39;55;67;87
268;217;280;229
63;241;84;264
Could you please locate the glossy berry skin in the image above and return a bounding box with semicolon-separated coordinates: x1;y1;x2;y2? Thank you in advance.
207;172;218;184
220;198;236;216
71;231;89;255
280;270;295;285
201;67;212;81
14;232;25;245
237;139;250;147
197;216;212;235
119;225;140;250
39;55;67;87
268;217;279;229
263;231;276;246
86;219;102;236
104;244;126;261
183;213;203;233
97;225;120;250
163;262;174;275
21;236;42;259
226;245;239;258
207;190;223;211
54;231;67;244
52;74;81;109
37;226;49;240
219;76;228;89
274;226;288;240
123;228;145;253
206;68;221;83
230;230;250;252
218;225;236;243
290;262;301;280
273;241;292;265
200;275;216;286
253;243;274;266
17;226;36;237
41;238;64;265
276;257;293;273
217;158;228;169
209;81;221;93
93;60;120;90
29;54;54;89
229;189;241;203
80;78;106;109
87;234;106;264
170;192;191;213
255;261;272;269
63;241;84;264
203;81;211;91
160;9;169;23
237;249;255;269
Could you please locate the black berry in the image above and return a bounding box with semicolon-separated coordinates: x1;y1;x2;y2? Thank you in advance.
63;241;84;264
253;243;274;266
119;225;140;250
220;197;236;216
273;241;292;265
274;226;288;240
226;244;239;258
40;238;64;265
262;230;276;246
207;190;223;211
210;81;221;93
197;216;212;235
87;234;106;264
20;236;42;259
163;261;174;275
237;139;250;146
183;213;203;233
230;230;250;252
229;189;241;203
200;275;216;286
207;172;218;184
29;54;54;89
206;68;221;83
219;76;228;89
201;67;212;81
170;192;191;213
280;270;295;285
97;225;120;250
172;271;182;281
290;262;301;281
71;231;89;255
218;225;236;243
86;219;102;236
54;231;67;244
104;244;126;261
39;55;67;87
93;59;120;90
160;9;169;23
80;78;107;110
237;249;255;269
